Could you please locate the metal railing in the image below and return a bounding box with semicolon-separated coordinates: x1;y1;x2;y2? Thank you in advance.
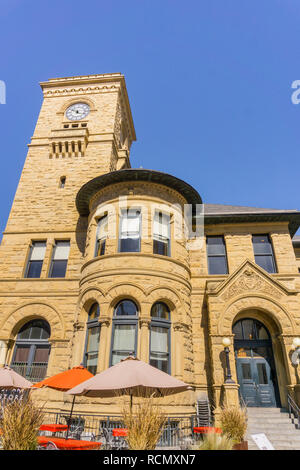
10;362;48;383
288;394;300;429
40;410;205;448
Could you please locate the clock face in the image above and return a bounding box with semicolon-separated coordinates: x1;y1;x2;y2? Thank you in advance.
66;102;90;121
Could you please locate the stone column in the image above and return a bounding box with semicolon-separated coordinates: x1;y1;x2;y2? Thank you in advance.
139;317;150;362
0;339;11;366
71;321;86;368
97;317;111;372
173;323;184;379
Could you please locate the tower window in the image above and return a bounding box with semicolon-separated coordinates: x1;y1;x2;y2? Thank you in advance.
110;300;138;366
150;303;171;373
59;176;66;188
49;240;70;278
252;235;277;273
25;241;46;278
119;210;141;253
206;236;228;274
83;303;100;375
95;215;108;257
153;212;170;256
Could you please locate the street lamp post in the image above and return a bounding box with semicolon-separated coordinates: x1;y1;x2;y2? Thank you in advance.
222;337;235;384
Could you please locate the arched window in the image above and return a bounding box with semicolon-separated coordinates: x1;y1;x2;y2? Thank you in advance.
110;300;138;366
83;303;100;375
233;318;270;341
11;320;51;382
150;302;171;373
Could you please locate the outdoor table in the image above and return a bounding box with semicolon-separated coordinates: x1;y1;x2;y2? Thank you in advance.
193;426;222;434
40;424;69;433
37;436;102;450
112;428;128;437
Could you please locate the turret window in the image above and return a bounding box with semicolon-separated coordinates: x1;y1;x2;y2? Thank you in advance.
95;215;108;257
110;300;138;366
119;210;141;253
153;212;170;256
83;303;100;375
150;302;171;373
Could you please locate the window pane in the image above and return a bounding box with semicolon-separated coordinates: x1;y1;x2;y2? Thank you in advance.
52;241;70;260
111;351;129;366
252;235;273;255
33;346;50;363
257;363;268;384
27;261;43;278
153;212;170;239
151;303;170;320
242;319;255;340
30;242;46;261
254;255;276;273
233;321;243;340
150;353;169;373
50;260;68;278
208;256;228;274
256;323;269;340
241;363;252;380
112;324;136;351
88;303;100;320
207;237;226;255
96;239;106;256
97;216;108;240
115;300;137;316
153;239;169;256
87;326;100;353
120;238;140;252
14;346;30;363
151;326;168;353
120;211;140;236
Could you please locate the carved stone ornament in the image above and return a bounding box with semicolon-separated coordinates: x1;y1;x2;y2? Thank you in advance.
221;269;282;302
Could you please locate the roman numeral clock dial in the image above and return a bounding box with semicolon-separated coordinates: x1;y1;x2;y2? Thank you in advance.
66;102;90;121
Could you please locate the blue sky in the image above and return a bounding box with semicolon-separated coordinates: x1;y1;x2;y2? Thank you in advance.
0;0;300;238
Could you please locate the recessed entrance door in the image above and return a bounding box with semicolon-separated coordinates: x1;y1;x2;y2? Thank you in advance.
233;319;280;407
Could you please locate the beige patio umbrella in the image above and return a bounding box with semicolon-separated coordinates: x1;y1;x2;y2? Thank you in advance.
67;356;190;408
0;365;33;389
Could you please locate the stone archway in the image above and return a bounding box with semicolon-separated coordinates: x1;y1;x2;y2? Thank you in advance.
216;296;294;408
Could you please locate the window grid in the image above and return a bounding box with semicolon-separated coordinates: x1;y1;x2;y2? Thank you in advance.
25;241;47;278
252;234;277;273
206;236;228;275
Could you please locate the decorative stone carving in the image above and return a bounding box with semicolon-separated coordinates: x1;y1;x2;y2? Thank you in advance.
221;268;282;301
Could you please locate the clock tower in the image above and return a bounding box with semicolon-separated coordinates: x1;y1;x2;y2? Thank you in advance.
0;74;136;287
4;73;136;238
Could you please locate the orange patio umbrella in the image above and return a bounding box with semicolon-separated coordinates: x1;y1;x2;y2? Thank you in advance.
33;365;94;438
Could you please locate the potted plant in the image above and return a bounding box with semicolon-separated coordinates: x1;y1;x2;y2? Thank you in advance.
219;406;248;450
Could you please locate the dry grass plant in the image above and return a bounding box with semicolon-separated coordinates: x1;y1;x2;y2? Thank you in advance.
220;405;247;444
121;394;166;450
0;396;44;450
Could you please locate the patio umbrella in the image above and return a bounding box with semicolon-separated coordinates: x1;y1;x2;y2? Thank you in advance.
67;356;190;409
0;365;33;389
33;365;94;438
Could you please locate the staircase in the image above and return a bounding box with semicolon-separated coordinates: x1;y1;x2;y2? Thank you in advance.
246;407;300;450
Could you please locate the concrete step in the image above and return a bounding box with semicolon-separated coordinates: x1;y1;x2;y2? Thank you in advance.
246;406;300;450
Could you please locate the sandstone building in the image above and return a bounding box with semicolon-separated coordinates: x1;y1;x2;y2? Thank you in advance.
1;73;300;421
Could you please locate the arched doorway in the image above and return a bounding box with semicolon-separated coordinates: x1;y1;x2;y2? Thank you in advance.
233;318;280;407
